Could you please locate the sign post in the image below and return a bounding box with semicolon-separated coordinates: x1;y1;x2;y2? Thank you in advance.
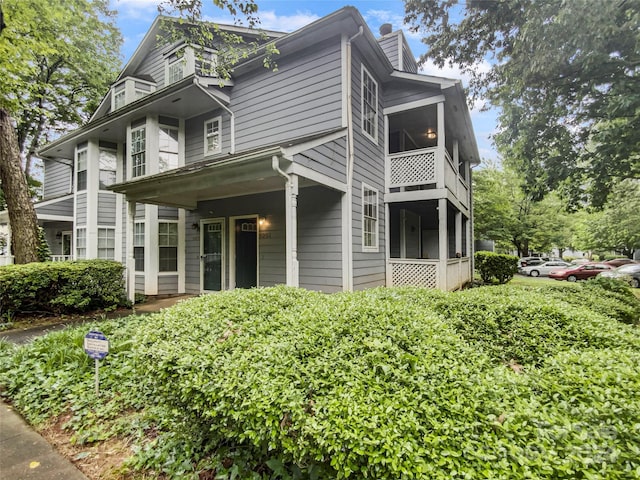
83;331;109;395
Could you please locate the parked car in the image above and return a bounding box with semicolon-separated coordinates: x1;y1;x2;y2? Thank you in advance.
570;258;591;265
519;256;556;267
603;258;637;267
598;264;640;288
519;261;572;277
549;263;613;282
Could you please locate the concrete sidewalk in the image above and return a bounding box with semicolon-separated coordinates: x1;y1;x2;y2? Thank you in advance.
0;401;88;479
0;294;194;479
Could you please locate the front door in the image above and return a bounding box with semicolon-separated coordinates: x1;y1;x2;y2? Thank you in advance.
62;231;72;257
201;219;224;292
233;217;257;289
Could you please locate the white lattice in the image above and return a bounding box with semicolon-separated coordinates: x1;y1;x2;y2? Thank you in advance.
391;262;438;289
389;151;436;186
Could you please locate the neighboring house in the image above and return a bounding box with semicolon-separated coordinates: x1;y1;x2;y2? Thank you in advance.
31;7;479;299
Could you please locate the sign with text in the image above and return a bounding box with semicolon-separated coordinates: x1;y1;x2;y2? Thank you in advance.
83;331;109;360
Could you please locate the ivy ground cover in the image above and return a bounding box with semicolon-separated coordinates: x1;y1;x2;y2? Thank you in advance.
1;283;639;479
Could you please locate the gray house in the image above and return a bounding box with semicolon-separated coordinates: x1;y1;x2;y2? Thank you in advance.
33;7;479;299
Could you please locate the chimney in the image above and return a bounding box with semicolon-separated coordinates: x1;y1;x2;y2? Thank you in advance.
379;23;392;36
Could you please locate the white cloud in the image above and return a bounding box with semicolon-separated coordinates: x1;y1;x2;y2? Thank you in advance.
202;10;320;33
112;0;158;20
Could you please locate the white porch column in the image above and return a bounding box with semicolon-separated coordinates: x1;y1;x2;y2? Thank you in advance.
436;102;446;189
126;200;136;303
285;174;299;287
438;198;448;289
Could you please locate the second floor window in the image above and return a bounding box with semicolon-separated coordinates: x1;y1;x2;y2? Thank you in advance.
113;84;126;110
361;65;378;143
76;147;87;191
167;53;185;84
159;126;179;172
204;117;221;155
131;126;146;177
99;148;117;189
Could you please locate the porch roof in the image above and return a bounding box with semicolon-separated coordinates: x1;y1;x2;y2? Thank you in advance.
109;129;343;209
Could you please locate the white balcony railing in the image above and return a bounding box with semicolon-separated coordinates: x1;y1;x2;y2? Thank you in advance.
388;147;437;189
446;257;471;291
51;255;73;262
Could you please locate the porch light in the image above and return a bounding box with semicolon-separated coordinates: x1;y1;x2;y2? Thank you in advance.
425;128;437;140
259;217;269;228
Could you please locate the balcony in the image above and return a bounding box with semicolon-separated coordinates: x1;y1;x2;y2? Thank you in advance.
386;257;470;291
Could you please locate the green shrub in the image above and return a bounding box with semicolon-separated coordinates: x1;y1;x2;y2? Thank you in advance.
1;286;639;479
475;251;519;284
0;260;128;319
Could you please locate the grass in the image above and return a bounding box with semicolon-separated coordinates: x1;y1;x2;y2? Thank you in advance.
510;273;640;299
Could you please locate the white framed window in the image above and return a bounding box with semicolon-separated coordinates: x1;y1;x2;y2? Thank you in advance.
113;83;126;110
97;228;115;259
134;221;145;272
362;184;379;251
204;117;221;155
76;227;86;259
361;65;378;143
196;49;218;77
99;148;117;189
167;53;185;84
159;126;179;172
159;222;178;272
76;146;87;191
131;126;146;177
134;81;152;100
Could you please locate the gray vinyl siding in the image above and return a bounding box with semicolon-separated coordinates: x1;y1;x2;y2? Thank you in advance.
384;83;441;109
184;110;231;164
402;45;418;74
158;275;179;294
232;38;343;151
135;274;145;293
134;46;165;87
43;160;72;199
34;197;73;217
158;206;179;219
297;186;343;293
76;193;87;224
351;49;386;290
378;35;400;69
98;193;117;225
293;138;347;184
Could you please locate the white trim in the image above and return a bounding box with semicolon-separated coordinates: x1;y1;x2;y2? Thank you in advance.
360;64;379;144
36;214;74;222
383;95;446;116
133;220;145;273
146;204;158;294
96;225;116;260
178;209;185;293
341;34;348;128
200;217;226;292
289;164;347;192
390;70;458;89
203;116;222;157
86;141;99;258
157;218;179;274
34;193;74;209
361;183;379;252
229;215;259;289
280;128;347;158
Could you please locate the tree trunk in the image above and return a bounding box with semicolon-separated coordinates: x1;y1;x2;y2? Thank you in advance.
0;109;40;264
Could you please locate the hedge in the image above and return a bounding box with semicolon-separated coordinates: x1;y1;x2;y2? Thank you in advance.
474;251;519;284
0;284;639;479
0;260;128;319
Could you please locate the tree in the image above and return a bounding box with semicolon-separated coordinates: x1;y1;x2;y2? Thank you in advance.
404;0;640;208
0;0;122;263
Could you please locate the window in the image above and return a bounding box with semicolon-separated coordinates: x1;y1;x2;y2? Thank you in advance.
361;65;378;142
76;227;86;259
76;147;87;191
134;81;151;100
131;126;146;177
99;148;117;189
113;83;126;110
159;126;179;172
204;117;221;155
167;53;185;84
134;222;145;272
196;50;218;77
159;222;178;272
362;184;378;251
97;228;115;259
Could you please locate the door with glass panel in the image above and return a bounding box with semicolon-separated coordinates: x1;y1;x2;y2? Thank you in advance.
201;219;224;292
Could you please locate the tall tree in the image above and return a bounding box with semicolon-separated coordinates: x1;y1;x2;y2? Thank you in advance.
0;0;121;263
405;0;640;208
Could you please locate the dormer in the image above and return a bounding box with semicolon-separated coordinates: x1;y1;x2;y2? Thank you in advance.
111;76;156;111
164;44;218;85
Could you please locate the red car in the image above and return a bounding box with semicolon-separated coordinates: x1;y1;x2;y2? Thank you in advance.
604;258;637;267
549;263;613;282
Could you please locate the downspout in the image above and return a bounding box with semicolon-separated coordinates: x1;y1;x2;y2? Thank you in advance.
193;78;235;154
272;155;298;287
345;26;363;291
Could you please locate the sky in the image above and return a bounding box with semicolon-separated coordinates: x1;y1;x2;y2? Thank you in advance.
110;0;499;162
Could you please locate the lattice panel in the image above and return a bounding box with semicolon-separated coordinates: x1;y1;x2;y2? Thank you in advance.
389;152;436;186
391;262;437;289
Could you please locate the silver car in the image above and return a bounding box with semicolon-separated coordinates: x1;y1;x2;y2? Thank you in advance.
519;261;572;277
